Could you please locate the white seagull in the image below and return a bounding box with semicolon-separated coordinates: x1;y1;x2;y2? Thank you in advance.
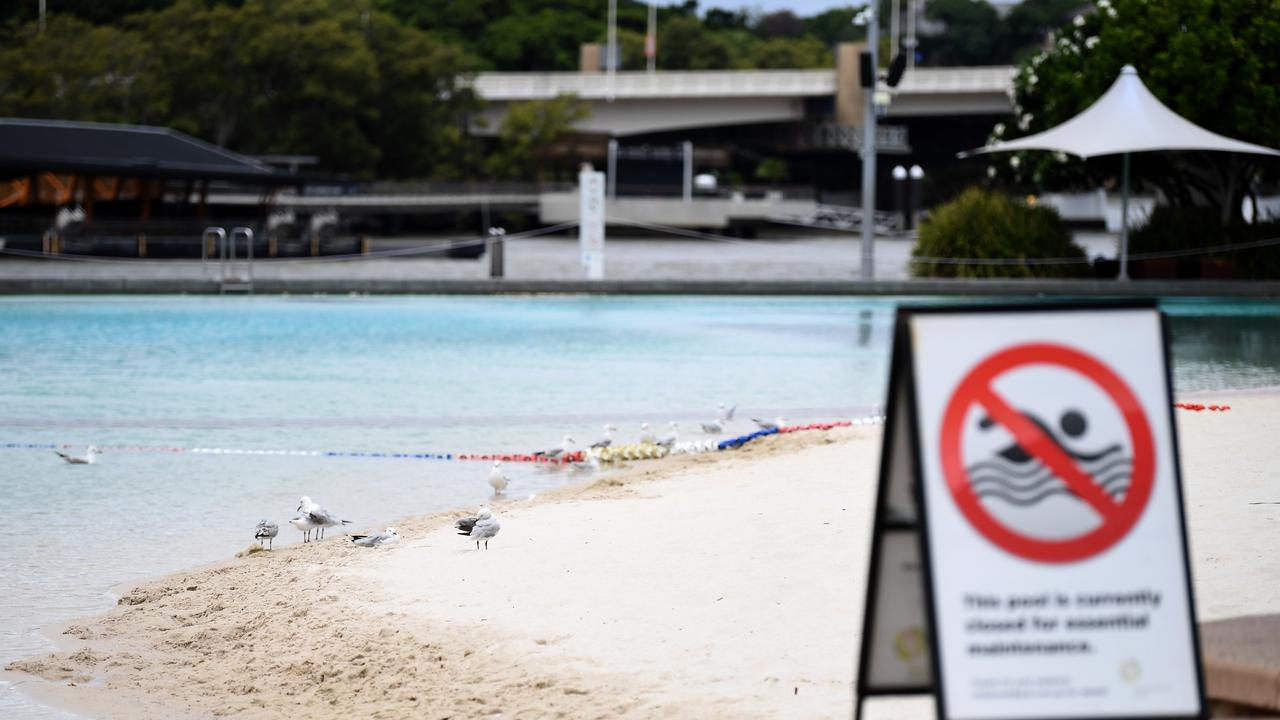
591;424;619;449
297;496;351;540
455;507;501;550
700;418;724;434
254;519;279;550
290;514;319;543
55;446;98;465
350;527;399;547
656;421;680;448
488;460;510;495
534;435;575;460
752;416;787;431
639;422;656;444
718;402;736;421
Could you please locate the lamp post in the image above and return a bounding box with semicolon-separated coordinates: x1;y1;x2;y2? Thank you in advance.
39;0;46;33
908;164;924;230
854;5;879;281
892;165;908;232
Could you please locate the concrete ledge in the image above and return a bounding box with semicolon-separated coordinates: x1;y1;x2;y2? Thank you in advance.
1202;614;1280;712
0;278;1278;297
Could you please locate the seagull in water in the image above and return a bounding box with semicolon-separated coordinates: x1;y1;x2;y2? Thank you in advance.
456;507;501;550
752;416;787;431
591;424;619;449
254;520;278;550
290;514;319;543
297;496;351;540
657;421;679;448
55;446;98;465
350;527;399;547
718;402;736;421
488;460;510;496
639;422;656;444
534;435;575;460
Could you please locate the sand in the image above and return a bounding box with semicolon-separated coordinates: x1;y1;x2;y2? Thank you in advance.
7;393;1278;719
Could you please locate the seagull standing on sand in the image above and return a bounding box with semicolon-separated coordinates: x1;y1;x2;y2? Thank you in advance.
297;496;351;540
700;418;724;434
55;446;98;465
350;527;399;547
290;514;319;543
639;422;656;444
752;416;787;431
591;424;618;449
534;435;575;460
254;520;279;550
488;460;510;496
657;421;679;448
718;402;736;422
456;508;501;550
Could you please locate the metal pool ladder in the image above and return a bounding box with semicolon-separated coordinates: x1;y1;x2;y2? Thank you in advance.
202;226;255;294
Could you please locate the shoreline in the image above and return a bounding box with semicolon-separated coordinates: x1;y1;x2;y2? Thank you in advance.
8;393;1280;718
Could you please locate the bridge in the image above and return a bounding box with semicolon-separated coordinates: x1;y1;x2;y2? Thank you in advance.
470;63;1015;137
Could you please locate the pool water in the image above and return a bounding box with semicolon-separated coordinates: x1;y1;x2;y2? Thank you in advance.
0;295;1276;719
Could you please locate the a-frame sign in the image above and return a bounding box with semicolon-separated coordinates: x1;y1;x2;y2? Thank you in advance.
856;302;1205;720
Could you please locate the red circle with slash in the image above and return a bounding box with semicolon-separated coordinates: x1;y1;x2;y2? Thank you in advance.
940;343;1156;563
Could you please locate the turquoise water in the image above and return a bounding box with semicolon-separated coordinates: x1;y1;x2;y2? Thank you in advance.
0;295;1278;719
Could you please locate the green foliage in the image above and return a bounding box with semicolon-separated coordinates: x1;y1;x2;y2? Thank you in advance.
754;158;789;184
998;0;1280;222
1129;206;1280;280
911;187;1086;278
921;0;1003;65
0;0;477;179
485;95;590;181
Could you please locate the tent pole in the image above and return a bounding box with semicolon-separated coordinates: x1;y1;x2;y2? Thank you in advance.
1118;152;1131;280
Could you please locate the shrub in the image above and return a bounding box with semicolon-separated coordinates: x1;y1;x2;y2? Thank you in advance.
911;187;1086;278
1128;206;1280;280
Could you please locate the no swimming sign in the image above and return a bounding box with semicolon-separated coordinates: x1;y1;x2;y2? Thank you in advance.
855;302;1204;720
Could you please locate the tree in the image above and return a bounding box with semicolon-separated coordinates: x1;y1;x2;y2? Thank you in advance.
805;6;868;46
0;16;169;125
485;95;590;180
756;10;806;39
1001;0;1280;225
921;0;1004;65
754;37;832;69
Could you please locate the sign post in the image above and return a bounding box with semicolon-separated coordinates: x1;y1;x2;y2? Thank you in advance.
578;166;606;280
856;302;1204;720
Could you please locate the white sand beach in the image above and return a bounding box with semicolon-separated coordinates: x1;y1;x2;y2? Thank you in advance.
7;393;1278;719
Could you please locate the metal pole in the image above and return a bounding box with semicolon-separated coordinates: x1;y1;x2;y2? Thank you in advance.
890;0;900;62
646;1;657;73
607;0;617;102
607;138;618;199
860;7;879;281
38;0;45;33
682;141;693;203
1118;151;1131;280
906;0;918;70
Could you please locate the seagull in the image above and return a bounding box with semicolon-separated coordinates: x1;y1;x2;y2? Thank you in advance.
455;507;501;550
700;418;724;434
639;422;656;444
534;435;575;460
718;402;736;421
591;424;619;449
297;496;351;540
254;519;279;550
350;527;399;547
656;421;679;448
752;416;787;431
55;446;98;465
488;460;510;495
290;514;319;543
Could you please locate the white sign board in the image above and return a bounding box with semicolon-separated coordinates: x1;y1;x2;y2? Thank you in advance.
578;169;605;280
911;306;1202;719
856;303;1203;720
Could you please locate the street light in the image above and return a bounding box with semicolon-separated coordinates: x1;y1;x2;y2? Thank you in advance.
852;5;879;280
908;165;924;230
892;165;908;233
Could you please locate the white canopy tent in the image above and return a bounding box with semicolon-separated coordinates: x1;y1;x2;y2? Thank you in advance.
967;64;1280;279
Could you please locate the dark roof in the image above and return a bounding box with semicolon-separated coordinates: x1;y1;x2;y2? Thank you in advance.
0;118;295;184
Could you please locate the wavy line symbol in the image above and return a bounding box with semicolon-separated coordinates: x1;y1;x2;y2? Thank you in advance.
966;408;1132;508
